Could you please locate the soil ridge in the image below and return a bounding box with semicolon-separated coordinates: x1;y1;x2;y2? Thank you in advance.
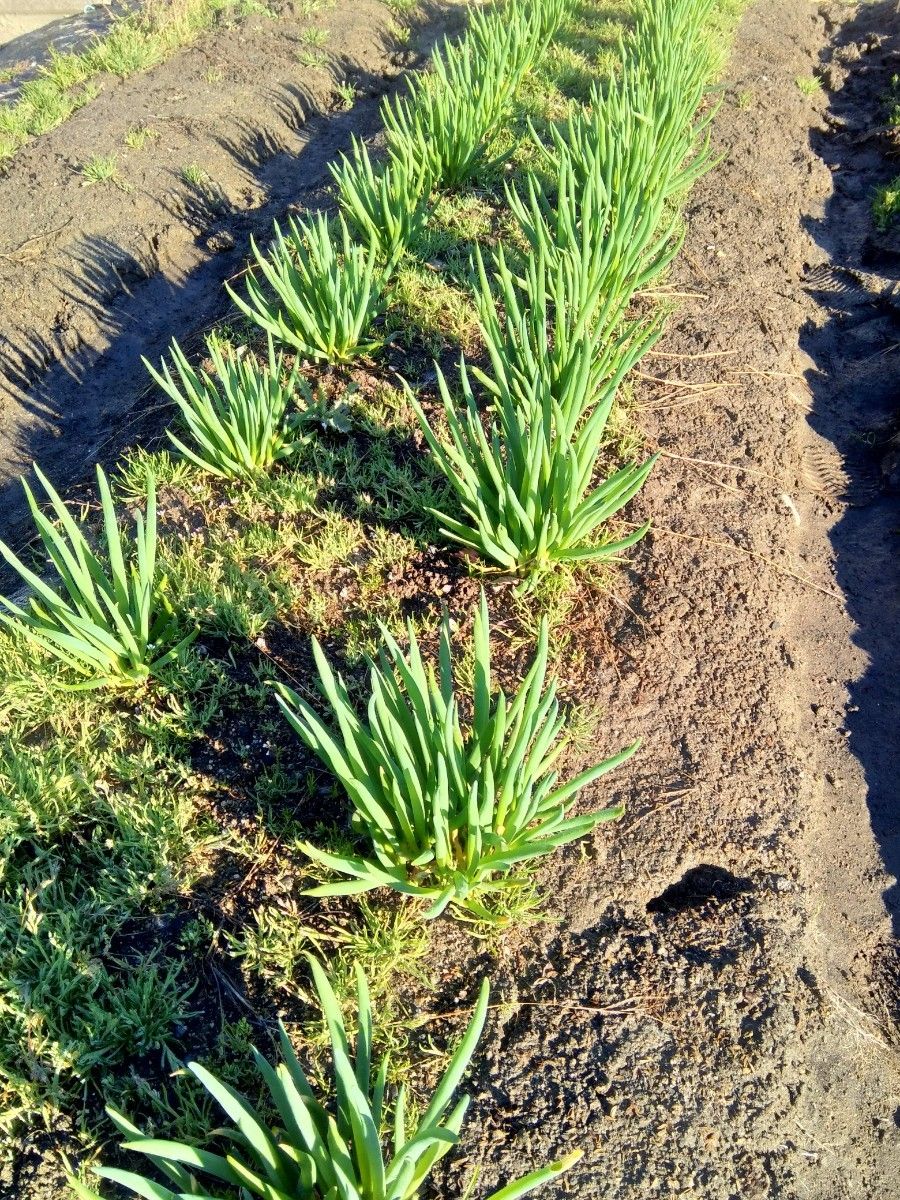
441;3;900;1196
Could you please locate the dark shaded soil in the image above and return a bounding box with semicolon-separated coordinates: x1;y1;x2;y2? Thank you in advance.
802;0;900;940
1;1;900;1198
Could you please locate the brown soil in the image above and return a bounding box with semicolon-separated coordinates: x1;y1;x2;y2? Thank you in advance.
437;1;900;1196
2;1;900;1198
0;0;463;540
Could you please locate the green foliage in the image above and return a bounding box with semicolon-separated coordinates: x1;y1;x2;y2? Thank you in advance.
69;960;580;1200
278;591;635;919
0;0;743;1162
511;0;721;296
412;243;658;576
411;0;725;579
331;136;432;271
381;0;557;190
19;76;92;133
509;124;680;306
466;0;568;79
873;176;900;231
886;71;900;128
0;625;218;1134
0;466;193;689
124;123;156;149
229;212;387;363
0;73;99;158
145;334;309;480
80;153;122;186
795;74;821;97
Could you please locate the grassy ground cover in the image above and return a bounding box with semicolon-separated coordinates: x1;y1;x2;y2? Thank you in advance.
0;0;275;163
0;0;745;1190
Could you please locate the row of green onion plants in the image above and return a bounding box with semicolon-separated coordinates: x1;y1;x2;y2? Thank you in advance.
0;0;728;1195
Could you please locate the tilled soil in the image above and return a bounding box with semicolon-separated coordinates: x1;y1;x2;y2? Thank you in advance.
435;2;900;1197
1;1;899;1198
0;0;462;540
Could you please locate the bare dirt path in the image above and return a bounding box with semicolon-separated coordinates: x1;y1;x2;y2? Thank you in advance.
437;3;900;1197
0;0;459;542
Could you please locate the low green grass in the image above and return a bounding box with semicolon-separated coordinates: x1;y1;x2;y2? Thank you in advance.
229;897;430;1074
80;153;122;185
388;264;481;353
871;74;900;229
873;176;900;230
123;124;156;150
179;162;209;187
887;72;900;127
334;79;358;109
0;629;222;1134
299;25;330;45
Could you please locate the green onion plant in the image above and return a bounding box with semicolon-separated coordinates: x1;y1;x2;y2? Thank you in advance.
68;960;581;1200
380;44;499;193
278;591;636;919
145;334;308;480
507;125;682;312
228;211;386;363
624;0;721;193
0;466;192;688
412;244;659;577
381;0;550;191
513;0;721;301
409;0;727;580
466;0;564;83
331;136;432;272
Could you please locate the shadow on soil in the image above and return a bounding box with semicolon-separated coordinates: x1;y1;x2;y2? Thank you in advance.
0;1;457;551
802;0;900;931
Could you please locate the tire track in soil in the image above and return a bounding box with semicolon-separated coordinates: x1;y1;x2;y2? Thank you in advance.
434;3;900;1197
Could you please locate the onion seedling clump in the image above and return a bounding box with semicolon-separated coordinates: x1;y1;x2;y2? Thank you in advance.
278;591;636;919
